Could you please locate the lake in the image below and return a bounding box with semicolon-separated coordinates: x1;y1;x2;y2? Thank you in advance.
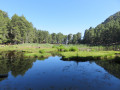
0;54;120;90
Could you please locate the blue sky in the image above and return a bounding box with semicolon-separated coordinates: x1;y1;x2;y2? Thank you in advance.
0;0;120;36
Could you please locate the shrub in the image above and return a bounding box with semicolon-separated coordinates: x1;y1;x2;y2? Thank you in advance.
69;46;78;51
57;45;65;52
39;50;45;54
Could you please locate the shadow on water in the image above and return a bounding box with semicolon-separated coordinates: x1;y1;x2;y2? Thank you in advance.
61;55;120;62
0;74;8;82
61;56;100;62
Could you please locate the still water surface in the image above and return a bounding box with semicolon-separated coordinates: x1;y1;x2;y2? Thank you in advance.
0;56;120;90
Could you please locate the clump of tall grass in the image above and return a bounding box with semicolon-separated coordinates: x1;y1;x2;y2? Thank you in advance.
39;50;45;54
57;45;65;52
69;46;78;51
53;45;79;52
64;48;69;52
52;45;57;48
53;45;69;52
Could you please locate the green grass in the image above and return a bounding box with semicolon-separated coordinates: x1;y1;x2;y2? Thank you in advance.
0;43;56;52
39;50;45;54
0;44;120;61
61;51;120;60
0;43;56;58
69;46;78;51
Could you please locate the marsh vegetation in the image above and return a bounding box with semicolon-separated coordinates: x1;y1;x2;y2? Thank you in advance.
0;44;120;62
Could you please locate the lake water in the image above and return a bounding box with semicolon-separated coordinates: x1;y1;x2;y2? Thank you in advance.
0;55;120;90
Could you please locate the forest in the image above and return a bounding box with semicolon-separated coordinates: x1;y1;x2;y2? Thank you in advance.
0;10;81;44
83;11;120;45
0;9;120;45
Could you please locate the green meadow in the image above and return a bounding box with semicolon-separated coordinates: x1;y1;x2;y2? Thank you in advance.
0;43;120;61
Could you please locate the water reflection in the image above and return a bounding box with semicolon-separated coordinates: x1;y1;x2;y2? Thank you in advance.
0;51;36;78
96;61;120;79
0;52;120;89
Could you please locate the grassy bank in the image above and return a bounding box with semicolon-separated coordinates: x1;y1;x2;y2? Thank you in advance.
0;43;57;58
52;44;120;61
0;44;120;60
61;51;120;61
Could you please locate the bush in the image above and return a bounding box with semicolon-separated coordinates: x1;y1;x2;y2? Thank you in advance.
57;45;65;52
69;46;78;51
39;50;45;54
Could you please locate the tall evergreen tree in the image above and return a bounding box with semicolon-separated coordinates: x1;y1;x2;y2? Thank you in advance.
51;33;57;44
0;10;10;44
68;34;72;44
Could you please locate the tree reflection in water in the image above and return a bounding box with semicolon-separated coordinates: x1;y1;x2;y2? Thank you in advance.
0;54;120;89
96;61;120;79
61;59;120;79
0;51;36;80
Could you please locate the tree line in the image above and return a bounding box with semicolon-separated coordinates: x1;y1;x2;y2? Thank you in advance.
0;9;120;45
83;11;120;45
0;10;81;44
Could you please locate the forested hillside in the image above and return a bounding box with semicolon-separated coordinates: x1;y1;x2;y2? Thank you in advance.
83;11;120;45
0;9;120;45
0;10;81;44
